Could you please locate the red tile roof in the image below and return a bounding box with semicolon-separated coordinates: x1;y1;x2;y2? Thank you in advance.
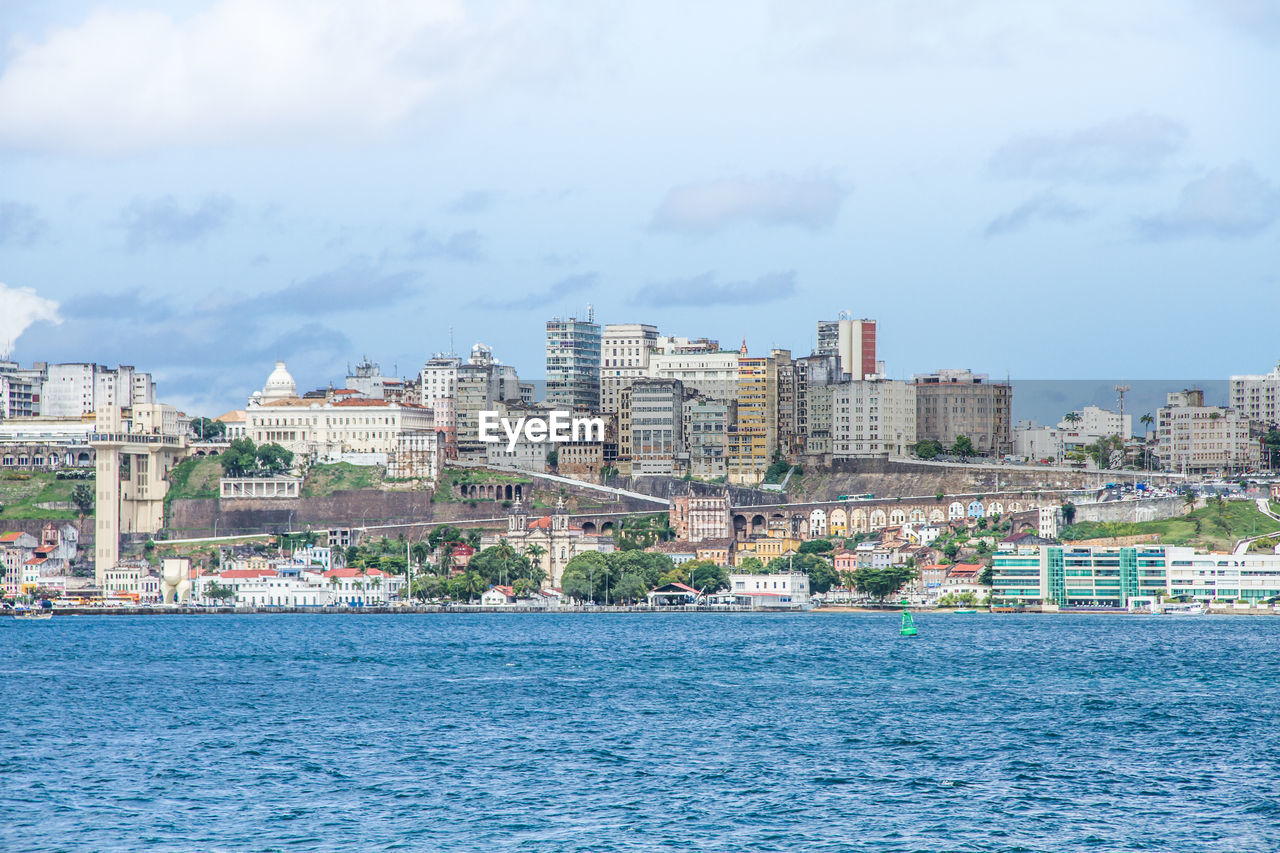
0;532;24;543
947;563;983;578
218;569;276;579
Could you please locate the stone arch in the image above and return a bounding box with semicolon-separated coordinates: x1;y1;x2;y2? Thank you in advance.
77;451;92;465
829;508;848;536
948;502;966;520
751;514;766;535
988;501;1004;516
889;509;906;526
601;521;615;534
733;514;748;539
771;512;786;521
505;485;514;500
909;508;926;524
967;500;985;518
1007;501;1021;513
851;508;869;533
798;519;810;537
869;509;887;530
1025;500;1038;510
194;450;206;457
929;508;947;523
581;521;597;535
809;509;827;537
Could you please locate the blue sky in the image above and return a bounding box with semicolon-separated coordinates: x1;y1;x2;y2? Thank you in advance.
1;0;1278;416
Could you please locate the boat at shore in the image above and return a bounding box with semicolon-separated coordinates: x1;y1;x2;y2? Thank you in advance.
13;609;53;621
1158;602;1206;616
952;608;978;614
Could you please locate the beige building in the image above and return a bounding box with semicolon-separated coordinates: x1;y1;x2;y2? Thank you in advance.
1156;389;1259;475
92;403;189;584
647;338;739;403
600;323;659;414
831;380;917;458
913;369;1012;456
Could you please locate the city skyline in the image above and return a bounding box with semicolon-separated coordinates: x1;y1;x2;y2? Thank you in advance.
2;1;1279;416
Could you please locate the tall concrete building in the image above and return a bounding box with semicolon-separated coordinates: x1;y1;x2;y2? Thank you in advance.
684;397;729;480
816;315;878;380
647;337;739;403
913;369;1012;457
546;311;602;411
454;344;521;458
795;354;841;457
92;403;188;581
830;380;917;459
771;349;797;458
0;361;45;418
600;323;659;414
727;346;777;485
624;378;684;476
1231;361;1280;426
1156;389;1258;475
42;363;154;418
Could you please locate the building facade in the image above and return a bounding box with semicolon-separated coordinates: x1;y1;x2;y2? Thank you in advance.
1156;389;1258;475
816;316;878;380
600;323;659;414
546;313;602;411
1230;361;1280;426
913;369;1012;456
830;379;917;458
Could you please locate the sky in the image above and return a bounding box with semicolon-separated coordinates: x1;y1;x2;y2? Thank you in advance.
1;0;1278;416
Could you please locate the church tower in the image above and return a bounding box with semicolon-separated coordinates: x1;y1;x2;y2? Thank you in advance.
508;497;528;535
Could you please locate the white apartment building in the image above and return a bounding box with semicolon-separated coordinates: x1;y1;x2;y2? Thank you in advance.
1231;361;1280;426
1061;405;1132;441
1156;390;1258;475
830;380;917;458
420;354;461;404
647;345;739;403
41;363;155;418
600;323;659;414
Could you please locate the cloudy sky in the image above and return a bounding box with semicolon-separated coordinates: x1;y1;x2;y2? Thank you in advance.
1;0;1278;415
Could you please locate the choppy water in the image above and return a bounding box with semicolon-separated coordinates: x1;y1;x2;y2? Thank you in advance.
3;613;1280;852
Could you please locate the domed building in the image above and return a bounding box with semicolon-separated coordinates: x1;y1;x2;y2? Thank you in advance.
248;361;299;408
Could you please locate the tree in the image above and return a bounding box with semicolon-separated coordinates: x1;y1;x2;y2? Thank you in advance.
914;439;943;460
950;435;975;458
614;572;649;604
765;553;837;594
1062;502;1077;526
71;483;94;521
255;443;294;475
798;539;834;555
686;559;729;594
205;581;236;603
736;556;765;573
546;449;559;468
220;438;259;477
190;417;227;441
1063;411;1082;427
1140;413;1154;435
943;542;960;562
978;565;993;586
563;551;608;603
851;565;917;601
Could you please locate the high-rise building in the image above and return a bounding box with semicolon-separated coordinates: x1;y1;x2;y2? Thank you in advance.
647;337;739;403
913;369;1012;457
727;345;777;485
816;315;877;380
546;311;602;411
794;354;841;457
40;363;155;418
830;380;917;458
624;378;684;476
1231;361;1280;426
600;323;659;414
684;397;729;480
0;361;45;418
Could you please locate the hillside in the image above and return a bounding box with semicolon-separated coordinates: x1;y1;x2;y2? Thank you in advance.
0;472;91;520
1060;501;1280;552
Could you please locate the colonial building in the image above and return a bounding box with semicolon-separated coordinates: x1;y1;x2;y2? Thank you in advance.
480;499;615;589
669;490;732;543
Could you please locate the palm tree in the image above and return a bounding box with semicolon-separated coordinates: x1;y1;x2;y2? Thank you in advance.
1140;413;1154;434
1063;411;1082;428
524;543;547;575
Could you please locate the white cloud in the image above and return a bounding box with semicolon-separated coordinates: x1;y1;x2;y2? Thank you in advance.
0;0;573;155
650;174;849;234
988;115;1187;184
0;283;62;352
1135;164;1280;240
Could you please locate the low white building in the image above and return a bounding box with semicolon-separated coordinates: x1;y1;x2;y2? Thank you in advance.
727;571;810;608
102;561;161;602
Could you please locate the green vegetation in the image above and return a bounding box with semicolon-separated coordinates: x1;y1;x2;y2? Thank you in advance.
847;565;917;601
302;462;384;497
560;550;685;604
614;514;674;550
763;456;800;484
165;456;222;502
0;471;94;520
432;467;530;502
1060;500;1280;551
765;552;838;593
220;438;293;478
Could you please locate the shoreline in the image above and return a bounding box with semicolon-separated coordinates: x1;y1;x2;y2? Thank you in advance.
11;604;1280;617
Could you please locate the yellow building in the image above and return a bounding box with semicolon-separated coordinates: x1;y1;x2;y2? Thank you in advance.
727;345;776;485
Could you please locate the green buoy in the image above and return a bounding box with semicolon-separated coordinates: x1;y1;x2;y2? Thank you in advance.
900;609;917;637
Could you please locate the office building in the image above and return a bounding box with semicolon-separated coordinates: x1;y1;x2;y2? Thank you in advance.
546;311;602;411
913;369;1012;457
600;323;659;414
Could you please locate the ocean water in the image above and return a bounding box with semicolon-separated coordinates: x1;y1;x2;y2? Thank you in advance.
3;613;1280;852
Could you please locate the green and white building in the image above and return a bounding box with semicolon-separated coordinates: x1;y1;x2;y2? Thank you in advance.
993;544;1280;607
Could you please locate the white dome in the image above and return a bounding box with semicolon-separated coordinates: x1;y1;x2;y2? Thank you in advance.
261;361;297;401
